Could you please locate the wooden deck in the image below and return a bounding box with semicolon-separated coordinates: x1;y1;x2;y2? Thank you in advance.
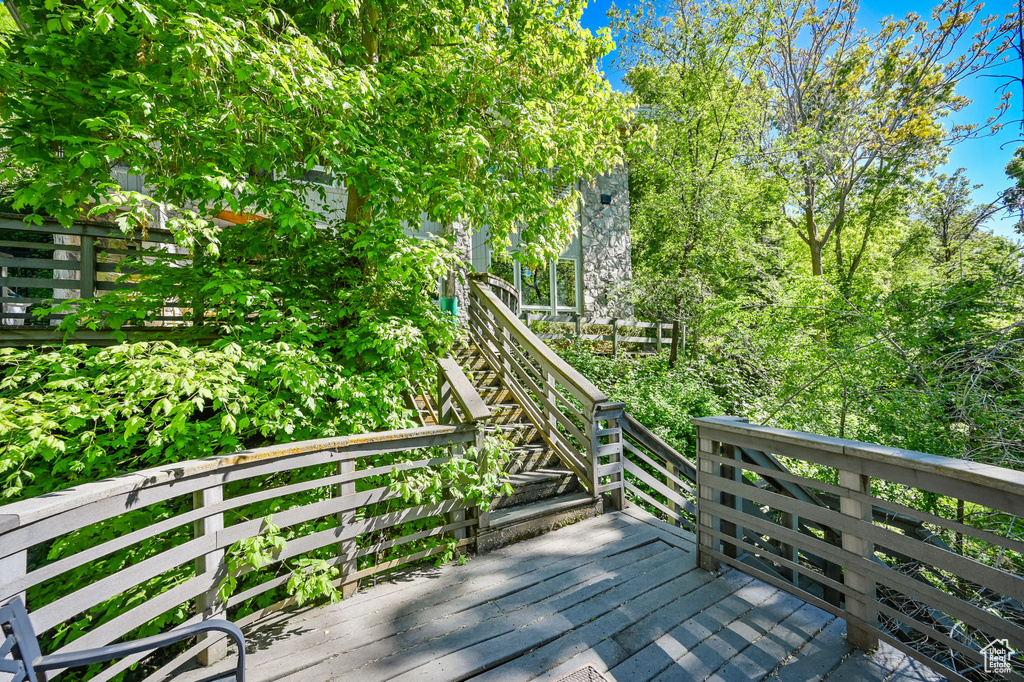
173;509;944;682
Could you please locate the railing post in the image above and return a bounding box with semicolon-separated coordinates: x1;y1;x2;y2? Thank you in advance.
611;318;619;357
0;550;27;604
719;444;743;560
474;419;491;532
439;364;467;542
779;511;799;585
838;470;878;651
592;404;624;510
696;433;720;573
656;322;663;354
80;235;95;300
338;458;357;598
665;459;682;525
574;313;582;338
192;246;206;326
193;485;227;665
438;363;454;426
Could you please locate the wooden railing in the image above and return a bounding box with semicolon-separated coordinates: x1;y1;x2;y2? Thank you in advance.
468;272;520;316
619;413;698;530
467;277;625;505
694;416;1024;681
524;313;678;357
0;361;491;680
0;213;195;346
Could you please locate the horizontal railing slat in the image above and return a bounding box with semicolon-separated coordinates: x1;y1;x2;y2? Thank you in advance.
0;257;80;270
872;632;973;682
705;525;849;597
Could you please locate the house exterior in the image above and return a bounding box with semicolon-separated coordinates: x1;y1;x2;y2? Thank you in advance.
0;166;634;328
305;165;634;318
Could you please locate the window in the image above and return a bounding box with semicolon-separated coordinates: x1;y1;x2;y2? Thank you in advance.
485;233;582;314
555;259;577;310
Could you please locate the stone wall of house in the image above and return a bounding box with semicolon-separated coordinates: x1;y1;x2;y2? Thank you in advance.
451;221;473;322
580;166;633;317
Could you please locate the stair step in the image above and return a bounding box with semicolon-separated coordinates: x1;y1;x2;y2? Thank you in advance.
493;468;580;510
502;467;573;487
489;492;594;528
504;443;561;474
477;492;600;553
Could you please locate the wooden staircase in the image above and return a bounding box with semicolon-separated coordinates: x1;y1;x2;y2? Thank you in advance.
412;344;601;552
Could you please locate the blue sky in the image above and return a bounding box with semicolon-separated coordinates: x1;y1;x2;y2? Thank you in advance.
581;0;1023;239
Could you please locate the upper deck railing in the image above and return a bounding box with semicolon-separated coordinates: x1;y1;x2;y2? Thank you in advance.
0;213;197;346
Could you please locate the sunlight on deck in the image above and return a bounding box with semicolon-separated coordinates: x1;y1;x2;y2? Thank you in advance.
172;509;943;682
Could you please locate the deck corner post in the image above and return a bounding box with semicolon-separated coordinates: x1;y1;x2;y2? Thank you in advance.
193;484;228;665
338;458;358;598
696;432;720;573
838;469;879;651
720;444;743;560
595;404;625;511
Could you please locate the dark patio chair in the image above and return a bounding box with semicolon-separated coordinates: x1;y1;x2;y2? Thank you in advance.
0;597;245;682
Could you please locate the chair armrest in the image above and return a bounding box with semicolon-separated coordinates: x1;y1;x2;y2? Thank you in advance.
34;619;245;681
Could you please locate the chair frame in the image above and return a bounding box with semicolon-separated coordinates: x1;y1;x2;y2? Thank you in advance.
1;597;245;682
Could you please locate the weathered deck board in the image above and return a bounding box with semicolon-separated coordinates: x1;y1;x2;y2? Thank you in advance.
170;509;945;682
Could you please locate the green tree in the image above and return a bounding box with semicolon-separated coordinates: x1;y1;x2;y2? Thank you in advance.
612;0;784;357
921;169;1001;278
752;0;1008;279
1;0;629;262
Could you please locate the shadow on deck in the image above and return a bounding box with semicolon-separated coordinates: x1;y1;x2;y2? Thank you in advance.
173;509;944;682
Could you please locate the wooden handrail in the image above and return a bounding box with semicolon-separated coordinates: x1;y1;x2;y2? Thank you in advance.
693;416;1024;508
437;357;493;424
468;272;520;316
469;279;607;407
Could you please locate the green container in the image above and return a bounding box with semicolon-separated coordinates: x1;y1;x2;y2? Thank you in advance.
440;297;458;318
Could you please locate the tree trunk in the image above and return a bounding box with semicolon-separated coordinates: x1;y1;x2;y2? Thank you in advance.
810;239;823;277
